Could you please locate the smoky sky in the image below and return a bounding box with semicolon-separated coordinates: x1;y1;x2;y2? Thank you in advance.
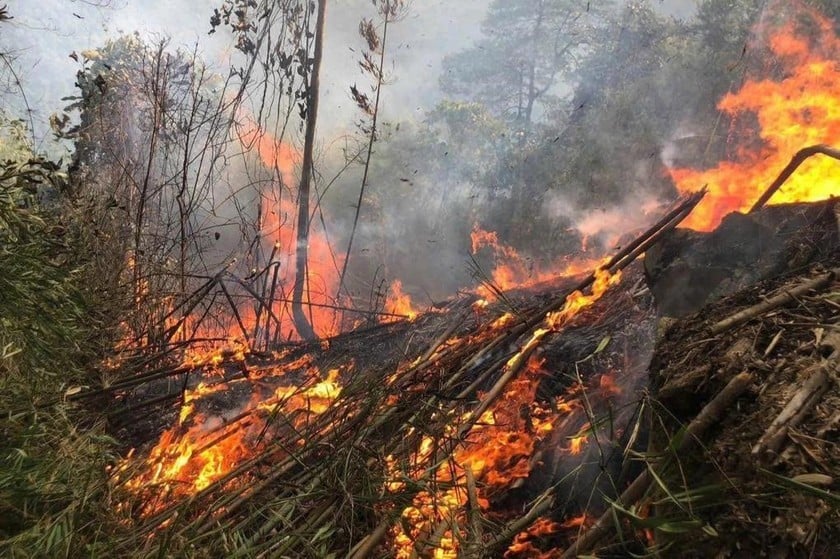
4;0;697;143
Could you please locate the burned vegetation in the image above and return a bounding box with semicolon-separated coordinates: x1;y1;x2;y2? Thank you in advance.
88;194;837;559
2;1;840;558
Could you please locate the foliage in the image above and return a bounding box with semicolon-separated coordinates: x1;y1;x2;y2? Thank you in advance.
0;114;117;557
60;34;243;347
440;0;613;134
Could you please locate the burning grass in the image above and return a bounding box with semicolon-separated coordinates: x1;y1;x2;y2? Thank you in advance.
100;250;662;558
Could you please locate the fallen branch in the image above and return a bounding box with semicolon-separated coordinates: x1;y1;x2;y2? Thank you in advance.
749;144;840;212
753;365;833;456
560;372;754;559
710;270;836;334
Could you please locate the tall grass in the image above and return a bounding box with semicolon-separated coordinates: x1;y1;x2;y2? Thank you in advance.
0;116;119;557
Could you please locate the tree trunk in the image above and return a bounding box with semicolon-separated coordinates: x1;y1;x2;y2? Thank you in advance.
291;0;326;341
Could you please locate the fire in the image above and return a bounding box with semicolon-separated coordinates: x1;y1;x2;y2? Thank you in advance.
238;121;298;185
390;267;622;557
471;225;601;299
237;121;344;339
391;355;555;558
119;361;347;512
568;434;586;455
671;1;840;230
384;279;420;321
505;517;562;559
546;266;621;330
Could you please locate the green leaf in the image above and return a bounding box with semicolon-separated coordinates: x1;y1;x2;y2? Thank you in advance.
594;335;611;354
656;519;704;534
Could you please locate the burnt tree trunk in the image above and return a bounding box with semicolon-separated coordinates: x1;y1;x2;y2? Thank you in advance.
291;0;327;341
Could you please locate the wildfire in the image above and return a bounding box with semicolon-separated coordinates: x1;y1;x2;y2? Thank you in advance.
671;1;840;230
119;360;347;512
471;225;601;299
384;279;421;321
390;267;622;557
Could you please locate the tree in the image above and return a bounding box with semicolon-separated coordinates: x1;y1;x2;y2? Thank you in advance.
336;0;408;303
440;0;612;136
211;0;344;342
60;35;239;345
290;0;326;341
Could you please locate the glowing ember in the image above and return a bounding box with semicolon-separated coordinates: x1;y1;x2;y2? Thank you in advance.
671;2;840;230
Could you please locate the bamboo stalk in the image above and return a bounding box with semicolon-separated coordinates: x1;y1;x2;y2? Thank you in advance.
484;489;555;551
711;271;836;334
753;366;832;456
749;145;840;212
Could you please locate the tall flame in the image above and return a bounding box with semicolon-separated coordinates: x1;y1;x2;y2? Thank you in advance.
672;1;840;230
238;121;343;339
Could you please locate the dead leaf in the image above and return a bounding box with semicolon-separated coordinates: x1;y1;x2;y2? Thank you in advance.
791;473;833;487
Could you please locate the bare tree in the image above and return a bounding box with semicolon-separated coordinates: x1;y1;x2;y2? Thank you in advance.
336;0;407;304
290;0;327;341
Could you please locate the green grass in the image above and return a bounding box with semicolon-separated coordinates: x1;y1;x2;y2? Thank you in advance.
0;116;121;557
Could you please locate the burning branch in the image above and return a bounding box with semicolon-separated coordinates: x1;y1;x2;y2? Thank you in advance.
750;144;840;213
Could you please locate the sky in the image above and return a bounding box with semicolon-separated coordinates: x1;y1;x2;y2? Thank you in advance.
3;0;698;143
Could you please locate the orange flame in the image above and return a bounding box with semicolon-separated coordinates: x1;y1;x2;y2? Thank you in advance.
391;268;622;557
237;121;343;339
383;279;421;321
672;2;840;230
471;225;601;298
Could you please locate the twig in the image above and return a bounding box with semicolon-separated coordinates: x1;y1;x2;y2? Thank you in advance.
753;365;833;456
484;489;555;551
710;271;836;335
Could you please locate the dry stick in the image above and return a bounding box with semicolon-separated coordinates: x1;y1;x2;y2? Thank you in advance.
464;466;483;554
560;372;754;559
710;270;837;334
753;365;833;456
419;312;469;363
749;144;840;213
485;489;556;551
218;280;252;345
237;472;331;555
264;262;282;349
158;272;224;343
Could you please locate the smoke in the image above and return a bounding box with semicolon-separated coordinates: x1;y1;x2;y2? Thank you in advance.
1;0;785;314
